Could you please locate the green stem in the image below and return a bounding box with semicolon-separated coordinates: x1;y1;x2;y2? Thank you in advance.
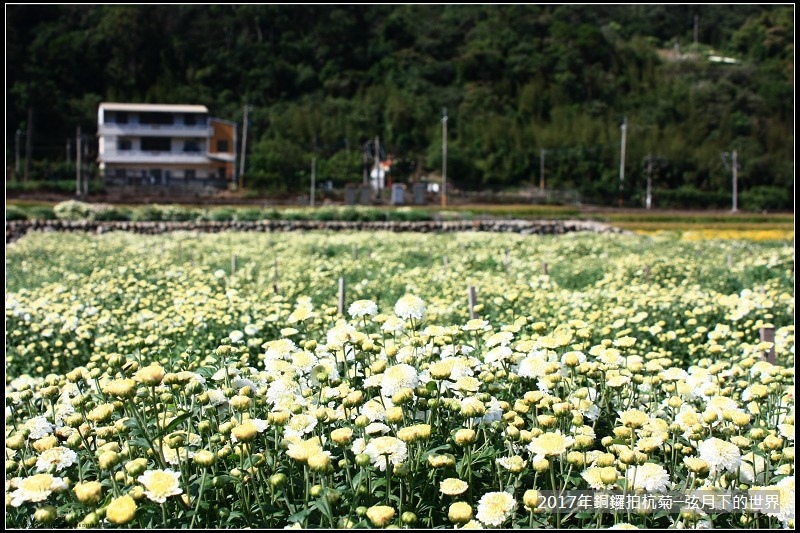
189;470;208;529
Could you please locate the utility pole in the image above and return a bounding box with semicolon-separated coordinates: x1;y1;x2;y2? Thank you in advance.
66;137;71;166
619;116;627;205
442;107;448;207
693;14;699;51
24;107;33;183
15;129;21;178
310;156;316;207
539;148;546;192
731;149;738;213
83;136;90;196
646;153;653;210
362;143;368;186
76;126;82;197
721;150;739;213
374;135;380;192
239;103;249;190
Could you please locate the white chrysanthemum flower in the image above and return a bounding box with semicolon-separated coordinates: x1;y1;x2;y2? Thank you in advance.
53;402;76;427
264;338;298;360
25;416;54;440
440;478;469;496
381;364;419;398
394;345;417;364
36;446;78;472
205;388;229;407
365;422;391;436
750;360;777;378
495;455;527;473
285;436;319;461
778;424;795;441
597;348;625;367
364;436;408;471
453;376;481;396
561;350;587;366
211;365;240;381
739;452;767;484
527;431;575;461
244;323;260;336
626;463;671;492
283;413;318;439
348;299;378;318
481;397;504;424
582;467;617;490
351;437;366;455
363;374;384;390
394;295;426;321
517;353;549;379
287;305;314;324
773;476;794;524
381;316;406;334
229;330;244;343
360;399;387;422
291;351;318;375
9;473;68;507
485;331;514;348
326;322;358;350
460;396;486;418
266;377;302;406
163;446;193;465
484;346;513;367
698;437;742;475
673;405;701;432
230;376;258;391
462;318;490;332
475;491;516;527
138;469;183;503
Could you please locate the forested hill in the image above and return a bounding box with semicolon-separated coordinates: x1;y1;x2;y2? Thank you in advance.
6;4;794;208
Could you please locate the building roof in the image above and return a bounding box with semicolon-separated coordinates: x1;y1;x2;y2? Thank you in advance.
99;103;209;113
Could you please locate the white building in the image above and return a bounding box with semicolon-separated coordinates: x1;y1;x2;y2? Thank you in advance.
96;102;236;191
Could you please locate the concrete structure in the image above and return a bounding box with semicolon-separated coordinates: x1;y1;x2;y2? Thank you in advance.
97;103;236;193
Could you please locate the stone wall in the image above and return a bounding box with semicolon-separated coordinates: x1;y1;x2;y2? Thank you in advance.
6;219;627;244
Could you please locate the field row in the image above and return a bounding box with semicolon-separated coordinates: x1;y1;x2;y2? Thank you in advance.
5;231;795;529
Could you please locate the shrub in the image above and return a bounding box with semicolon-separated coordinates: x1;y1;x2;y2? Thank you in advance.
130;205;163;221
6;205;28;220
739;186;793;212
26;205;57;220
234;208;266;221
93;205;133;221
53;200;95;221
206;207;236;221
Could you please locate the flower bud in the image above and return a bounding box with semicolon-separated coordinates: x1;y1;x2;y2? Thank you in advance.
74;481;102;505
448;502;473;524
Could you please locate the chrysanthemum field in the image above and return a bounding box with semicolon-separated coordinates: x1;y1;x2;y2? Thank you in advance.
5;230;794;529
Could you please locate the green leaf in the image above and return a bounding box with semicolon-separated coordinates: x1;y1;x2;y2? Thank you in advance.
287;506;315;523
161;410;192;435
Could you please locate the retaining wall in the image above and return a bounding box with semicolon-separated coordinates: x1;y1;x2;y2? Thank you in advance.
6;219;627;244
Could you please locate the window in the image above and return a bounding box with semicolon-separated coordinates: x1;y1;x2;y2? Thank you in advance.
184;113;196;126
117;112;128;124
140;112;174;125
185;170;196;180
183;141;200;152
216;140;229;153
141;137;171;152
118;139;132;151
115;169;126;178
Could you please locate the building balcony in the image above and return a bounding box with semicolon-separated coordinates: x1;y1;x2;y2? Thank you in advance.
98;123;213;137
99;149;212;165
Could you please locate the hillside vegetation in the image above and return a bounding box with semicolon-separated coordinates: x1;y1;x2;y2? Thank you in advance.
6;5;794;209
